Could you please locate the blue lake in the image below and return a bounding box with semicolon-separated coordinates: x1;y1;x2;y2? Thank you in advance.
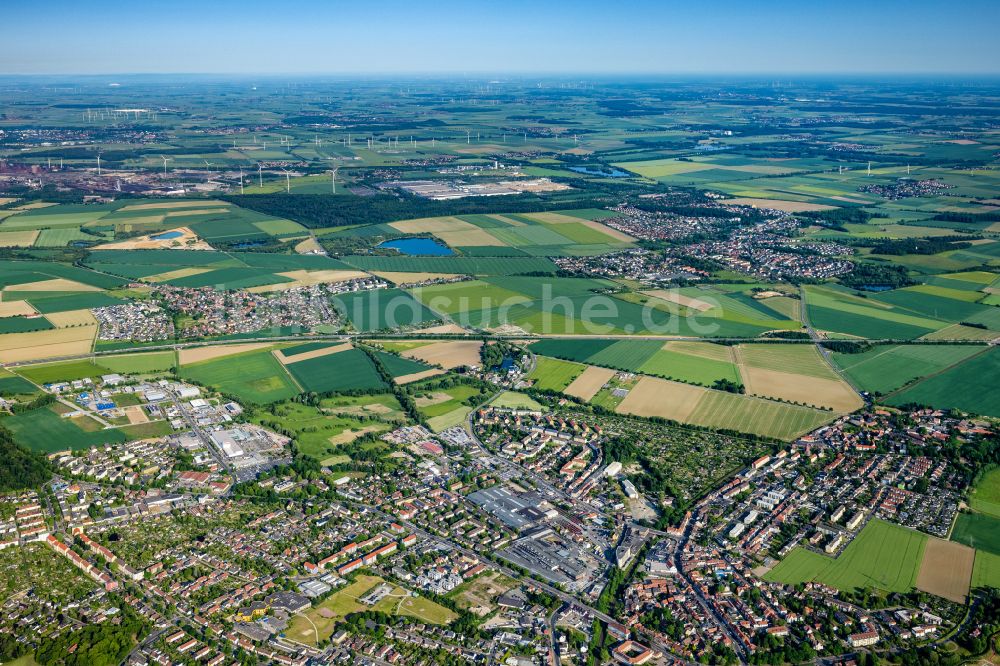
379;238;454;256
569;166;631;178
151;230;184;240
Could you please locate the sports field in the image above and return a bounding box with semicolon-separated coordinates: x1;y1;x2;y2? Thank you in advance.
764;519;927;593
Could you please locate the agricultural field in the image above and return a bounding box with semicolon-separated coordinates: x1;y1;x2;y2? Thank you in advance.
178;346;300;404
385;210;634;257
84;248;357;291
969;468;1000;519
972;550;1000;590
831;344;985;395
614;375;832;440
1;403;126;452
951;513;1000;557
735;343;862;412
333;288;439;332
0;199;309;249
764;519;927;594
885;347;1000;417
282;346;387;393
526;356;585;391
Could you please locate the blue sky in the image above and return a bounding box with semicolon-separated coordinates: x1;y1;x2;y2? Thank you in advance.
3;0;999;75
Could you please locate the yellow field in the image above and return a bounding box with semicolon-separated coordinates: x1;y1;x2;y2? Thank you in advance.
123;405;149;424
563;365;616;401
642;289;714;312
4;278;102;292
388;216;477;234
164;208;229;217
44;309;98;328
401;340;483;369
294;237;324;254
274;342;351;364
722;198;837;212
916;538;974;603
435;228;507;246
118;200;227;212
0;326;96;363
144;267;214;283
395;368;446;384
615;376;707;421
0;230;40;247
662;341;735;363
922;324;1000;341
740;366;863;412
178;342;271;365
525;212;636;242
93;226;212;251
0;300;38;317
329;424;381;445
245;269;370;293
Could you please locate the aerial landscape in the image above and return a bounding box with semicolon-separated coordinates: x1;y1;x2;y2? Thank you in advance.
2;1;1000;665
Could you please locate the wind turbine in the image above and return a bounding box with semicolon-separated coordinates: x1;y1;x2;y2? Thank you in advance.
258;164;263;188
239;167;245;195
867;161;872;177
161;156;171;176
204;160;213;180
96;153;102;176
282;169;290;194
328;166;339;194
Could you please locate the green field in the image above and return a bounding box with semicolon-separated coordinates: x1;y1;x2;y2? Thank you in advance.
832;344;984;395
252;400;395;461
970;468;1000;519
765;519;927;593
333;288;439;332
179;348;299;404
0;316;53;334
99;351;176;374
15;359;113;384
886;347;1000;417
286;575;454;646
2;404;126;452
972;550;1000;589
527;356;585;391
284;348;387;393
413;383;482;432
0;372;40;396
638;347;741;386
951;513;1000;557
491;391;543;410
372;350;433;378
683;390;833;441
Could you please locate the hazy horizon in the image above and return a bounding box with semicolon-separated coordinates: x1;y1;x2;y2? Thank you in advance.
3;0;999;76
